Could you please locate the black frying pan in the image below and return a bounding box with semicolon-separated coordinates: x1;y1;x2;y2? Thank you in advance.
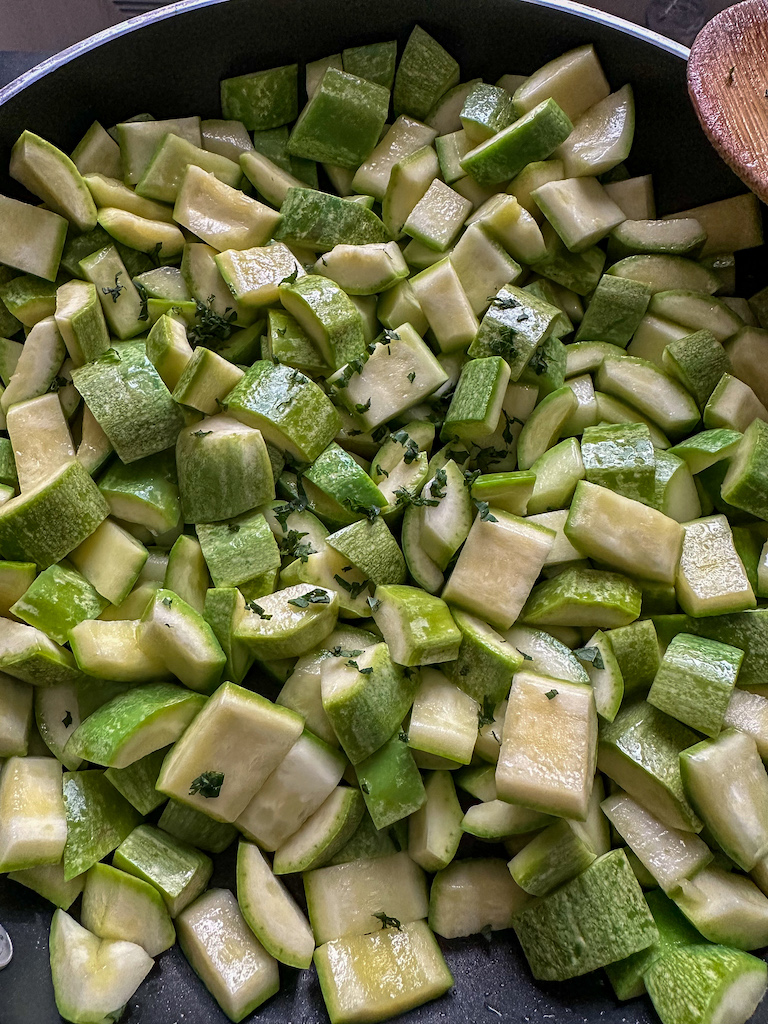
0;0;763;1020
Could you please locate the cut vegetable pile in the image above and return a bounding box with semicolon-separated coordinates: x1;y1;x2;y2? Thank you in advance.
3;23;768;1024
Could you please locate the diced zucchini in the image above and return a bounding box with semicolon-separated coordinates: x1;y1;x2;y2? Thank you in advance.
314;919;453;1024
429;857;530;938
156;681;303;822
598;701;701;833
81;860;175;956
645;944;767;1024
497;670;596;819
602;791;712;893
512;849;656;980
680;729;768;872
177;888;280;1022
304;850;428;944
49;909;153;1024
0;756;67;871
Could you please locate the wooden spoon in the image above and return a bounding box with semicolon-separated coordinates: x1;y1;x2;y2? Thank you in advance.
688;0;768;204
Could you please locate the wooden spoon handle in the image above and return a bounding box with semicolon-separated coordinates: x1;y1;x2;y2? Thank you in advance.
688;0;768;204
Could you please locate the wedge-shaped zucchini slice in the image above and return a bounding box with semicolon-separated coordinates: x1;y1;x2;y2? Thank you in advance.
236;730;346;850
272;786;365;875
137;589;226;693
237;841;315;969
513;849;656;981
429;857;530;939
320;641;418;763
496;669;597;820
598;700;701;833
177;888;280;1023
113;823;213;918
315;919;453;1024
65;682;205;769
11;130;97;232
156;681;303;822
81;861;175;957
0;756;67;872
602;791;712;894
49;909;153;1024
304;850;428;945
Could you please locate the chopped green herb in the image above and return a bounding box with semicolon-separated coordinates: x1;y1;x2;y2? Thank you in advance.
280;528;315;563
228;523;241;533
474;500;498;522
393;487;438;509
501;410;523;445
146;241;164;268
518;650;533;661
189;771;225;798
136;281;149;321
294;474;310;510
47;375;69;394
373;911;402;930
574;646;605;670
358;666;373;675
367;596;381;613
545;688;559;700
342;498;381;522
477;696;497;729
245;601;272;620
288;588;331;608
488;293;519;310
360;781;370;794
390;430;420;464
189;295;236;348
407;371;416;383
280;267;299;285
272;503;295;531
474;445;508;473
446;447;471;465
429;467;448;500
488;337;519;360
102;272;124;303
334;356;367;390
355;398;372;414
162;596;173;608
527;348;549;375
329;647;363;659
193;429;213;438
333;574;371;599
